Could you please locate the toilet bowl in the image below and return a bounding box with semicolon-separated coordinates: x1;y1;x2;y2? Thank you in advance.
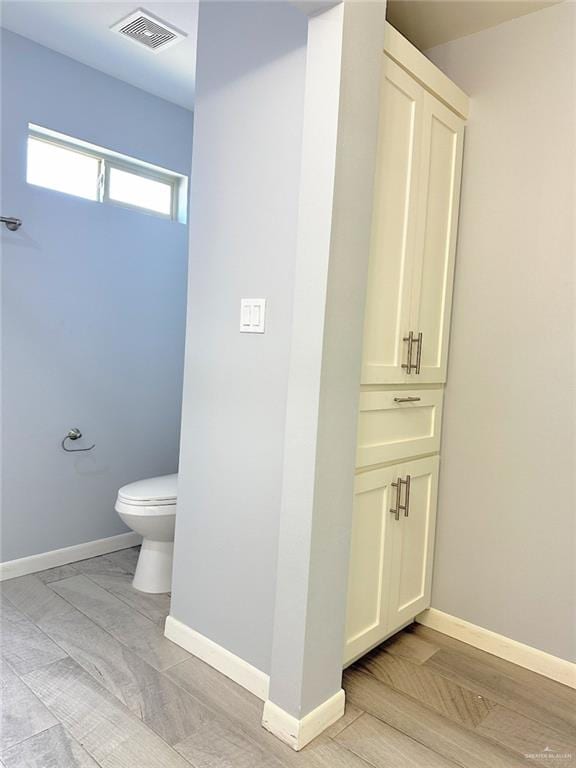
115;473;177;594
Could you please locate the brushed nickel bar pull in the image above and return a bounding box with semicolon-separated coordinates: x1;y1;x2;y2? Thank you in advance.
402;332;414;373
402;475;411;517
1;216;22;232
390;479;402;521
415;332;423;374
394;396;421;403
397;475;409;517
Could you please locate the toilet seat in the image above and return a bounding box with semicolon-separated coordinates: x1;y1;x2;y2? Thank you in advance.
117;473;177;506
115;500;175;516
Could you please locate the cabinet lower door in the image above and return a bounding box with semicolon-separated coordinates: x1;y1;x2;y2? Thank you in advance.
386;455;439;633
409;93;464;384
361;57;423;385
344;466;396;665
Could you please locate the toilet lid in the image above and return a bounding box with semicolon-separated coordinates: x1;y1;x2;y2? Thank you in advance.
117;473;178;505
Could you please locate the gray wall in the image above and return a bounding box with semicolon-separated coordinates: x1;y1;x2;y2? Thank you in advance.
426;2;575;662
171;2;308;674
1;31;193;561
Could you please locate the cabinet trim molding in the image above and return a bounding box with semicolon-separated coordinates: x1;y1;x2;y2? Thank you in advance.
417;608;576;689
384;22;469;119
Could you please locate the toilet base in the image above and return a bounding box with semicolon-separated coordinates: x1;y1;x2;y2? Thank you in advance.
132;539;174;594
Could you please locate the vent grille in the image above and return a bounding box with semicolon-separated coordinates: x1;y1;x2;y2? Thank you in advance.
111;9;186;53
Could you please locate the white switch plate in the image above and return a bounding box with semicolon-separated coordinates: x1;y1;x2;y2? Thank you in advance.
240;298;266;333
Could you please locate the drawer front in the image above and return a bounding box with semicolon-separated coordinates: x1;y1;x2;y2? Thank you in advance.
356;389;443;468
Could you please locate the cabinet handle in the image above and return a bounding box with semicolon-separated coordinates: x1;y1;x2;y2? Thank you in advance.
394;396;421;403
402;332;414;373
390;479;402;521
415;332;423;375
401;475;411;517
402;332;422;374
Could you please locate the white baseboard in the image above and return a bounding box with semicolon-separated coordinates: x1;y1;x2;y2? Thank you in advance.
417;608;576;690
262;689;345;751
0;532;141;582
164;615;270;701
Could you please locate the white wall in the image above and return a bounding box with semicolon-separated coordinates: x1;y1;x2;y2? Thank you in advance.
1;31;193;562
171;1;308;675
426;2;575;662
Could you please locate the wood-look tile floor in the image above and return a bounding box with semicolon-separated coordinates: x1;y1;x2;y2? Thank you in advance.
1;547;575;767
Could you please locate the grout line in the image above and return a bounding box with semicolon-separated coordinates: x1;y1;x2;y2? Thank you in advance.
325;739;377;768
343;670;470;768
52;549;171;629
328;710;366;741
346;666;540;768
416;645;576;740
8;564;278;765
80;570;170;627
0;722;103;767
335;713;465;768
18;658;200;768
21;573;173;677
0;594;74;678
416;624;575;696
4;568;208;767
43;572;161;636
0;722;62;758
357;646;497;729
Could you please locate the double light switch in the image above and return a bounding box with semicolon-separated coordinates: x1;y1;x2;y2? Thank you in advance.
240;298;266;333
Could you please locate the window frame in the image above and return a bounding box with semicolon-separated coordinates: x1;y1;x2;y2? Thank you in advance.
27;125;184;222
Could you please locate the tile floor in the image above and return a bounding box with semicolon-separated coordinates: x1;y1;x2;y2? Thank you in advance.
1;547;575;767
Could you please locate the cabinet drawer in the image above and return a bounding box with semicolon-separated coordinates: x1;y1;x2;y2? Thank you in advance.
356;389;443;468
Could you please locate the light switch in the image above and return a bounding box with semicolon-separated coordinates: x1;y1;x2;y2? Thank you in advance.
240;298;266;333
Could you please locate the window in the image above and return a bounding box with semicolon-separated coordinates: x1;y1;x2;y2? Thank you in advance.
27;138;101;201
26;125;186;221
107;166;172;217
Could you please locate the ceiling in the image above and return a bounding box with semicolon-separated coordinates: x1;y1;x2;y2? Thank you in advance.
387;0;562;51
0;1;198;109
0;0;562;109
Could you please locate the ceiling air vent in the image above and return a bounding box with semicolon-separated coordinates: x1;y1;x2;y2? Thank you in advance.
111;9;186;53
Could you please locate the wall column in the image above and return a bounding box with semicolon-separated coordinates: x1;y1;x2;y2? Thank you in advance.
264;0;387;750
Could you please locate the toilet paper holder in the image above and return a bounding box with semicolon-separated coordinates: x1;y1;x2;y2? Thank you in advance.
61;428;95;453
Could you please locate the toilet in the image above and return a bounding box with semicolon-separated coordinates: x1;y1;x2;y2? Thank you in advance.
115;473;177;594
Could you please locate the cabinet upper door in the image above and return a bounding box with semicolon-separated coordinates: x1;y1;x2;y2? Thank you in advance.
344;466;396;666
361;58;423;385
409;93;465;384
386;455;439;633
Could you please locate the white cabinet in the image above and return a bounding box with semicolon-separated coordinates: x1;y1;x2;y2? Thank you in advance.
344;466;397;665
410;95;464;383
362;54;465;385
344;456;439;665
362;58;422;385
385;456;439;630
344;25;468;666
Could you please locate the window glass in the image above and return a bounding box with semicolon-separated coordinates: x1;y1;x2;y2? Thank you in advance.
108;167;172;216
26;126;184;220
27;137;100;201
